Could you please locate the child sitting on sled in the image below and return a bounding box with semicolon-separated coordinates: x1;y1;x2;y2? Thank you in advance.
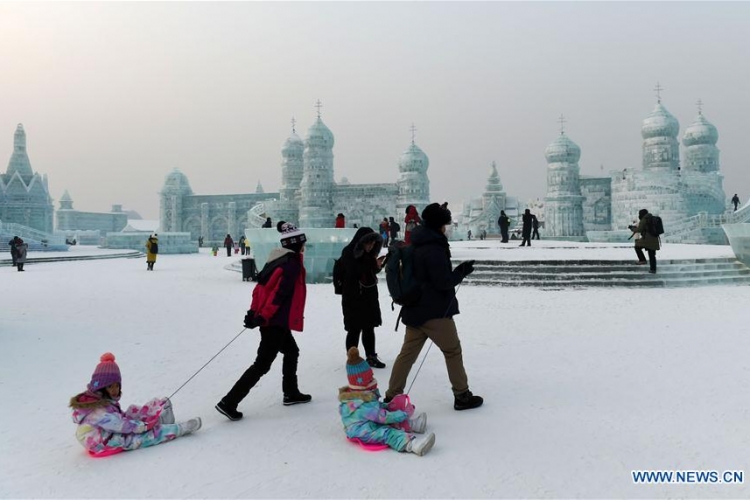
338;347;435;456
70;353;202;457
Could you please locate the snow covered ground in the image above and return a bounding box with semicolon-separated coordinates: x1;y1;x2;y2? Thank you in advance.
2;247;749;498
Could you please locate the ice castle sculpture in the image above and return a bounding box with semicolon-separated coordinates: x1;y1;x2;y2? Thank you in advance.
0;124;54;233
458;161;520;237
547;88;729;244
160;103;431;244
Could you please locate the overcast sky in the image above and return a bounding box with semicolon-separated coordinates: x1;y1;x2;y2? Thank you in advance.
1;1;749;220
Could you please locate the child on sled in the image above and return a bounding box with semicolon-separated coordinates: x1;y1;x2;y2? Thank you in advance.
70;353;201;456
338;347;435;456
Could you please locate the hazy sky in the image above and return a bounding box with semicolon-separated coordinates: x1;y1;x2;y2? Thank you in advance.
1;1;749;220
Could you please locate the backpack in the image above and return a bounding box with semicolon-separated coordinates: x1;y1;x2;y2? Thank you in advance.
150;240;159;254
648;215;664;237
332;258;344;295
385;242;422;307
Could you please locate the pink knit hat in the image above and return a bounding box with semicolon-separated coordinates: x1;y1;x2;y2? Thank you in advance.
88;352;122;391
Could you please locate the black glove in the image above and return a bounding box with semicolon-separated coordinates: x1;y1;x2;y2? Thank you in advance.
456;260;475;277
244;310;265;329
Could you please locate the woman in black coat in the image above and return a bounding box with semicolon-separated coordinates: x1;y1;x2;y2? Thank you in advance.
339;227;386;368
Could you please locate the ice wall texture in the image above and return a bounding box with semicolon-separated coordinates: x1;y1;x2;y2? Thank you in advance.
544;133;585;238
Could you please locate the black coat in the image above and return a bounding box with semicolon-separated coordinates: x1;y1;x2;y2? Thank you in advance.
401;226;464;328
498;214;510;230
522;213;534;237
340;229;383;331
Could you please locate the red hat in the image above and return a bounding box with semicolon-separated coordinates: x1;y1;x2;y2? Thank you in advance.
346;347;377;391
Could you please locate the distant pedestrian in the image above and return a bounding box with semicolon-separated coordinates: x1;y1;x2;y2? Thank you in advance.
629;208;660;273
732;194;740;211
145;234;158;271
389;217;401;242
532;216;540;240
335;213;346;228
404;205;421;245
239;235;247;255
467;229;472;240
13;236;27;272
224;234;234;257
198;236;204;248
8;237;18;267
379;218;390;247
498;211;510;243
520;209;533;247
262;217;273;228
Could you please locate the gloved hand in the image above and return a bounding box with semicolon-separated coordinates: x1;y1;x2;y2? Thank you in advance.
455;260;475;277
144;414;160;431
244;310;266;329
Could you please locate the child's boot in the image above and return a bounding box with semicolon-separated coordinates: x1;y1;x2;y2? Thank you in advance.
177;417;202;436
409;412;427;434
159;399;175;424
405;432;435;456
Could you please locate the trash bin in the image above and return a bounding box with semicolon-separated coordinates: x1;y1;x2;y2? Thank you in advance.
241;258;257;281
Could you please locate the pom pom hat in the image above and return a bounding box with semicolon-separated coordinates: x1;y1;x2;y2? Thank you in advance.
346;347;377;391
88;352;122;391
277;221;307;252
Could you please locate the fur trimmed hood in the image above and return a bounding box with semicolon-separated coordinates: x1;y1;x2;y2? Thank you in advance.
353;232;383;259
338;387;380;403
69;391;114;410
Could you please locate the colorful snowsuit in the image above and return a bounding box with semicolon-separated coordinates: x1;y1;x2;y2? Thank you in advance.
338;387;411;451
70;392;179;455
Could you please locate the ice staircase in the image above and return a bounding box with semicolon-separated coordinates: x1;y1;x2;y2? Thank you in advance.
664;204;750;244
455;257;750;288
0;219;68;251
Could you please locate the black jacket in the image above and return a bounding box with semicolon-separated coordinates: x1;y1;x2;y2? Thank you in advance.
498;214;510;230
401;226;465;327
339;229;383;331
522;213;534;237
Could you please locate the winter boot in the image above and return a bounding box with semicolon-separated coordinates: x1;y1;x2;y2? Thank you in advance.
409;412;427;434
283;392;312;406
159;399;175;424
177;417;202;436
454;390;484;411
366;355;386;369
215;400;243;421
405;432;436;456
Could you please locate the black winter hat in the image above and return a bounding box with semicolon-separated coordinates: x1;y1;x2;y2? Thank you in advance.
422;203;452;230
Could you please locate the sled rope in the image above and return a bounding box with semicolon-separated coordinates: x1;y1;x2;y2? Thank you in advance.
168;328;247;400
405;283;462;395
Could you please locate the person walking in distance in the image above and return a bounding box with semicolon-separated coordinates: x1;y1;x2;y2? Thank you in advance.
224;234;234;257
497;211;510;243
216;222;311;421
385;203;483;411
519;209;533;247
531;215;540;240
629;208;660;274
732;194;740;211
145;234;158;271
404;205;421;245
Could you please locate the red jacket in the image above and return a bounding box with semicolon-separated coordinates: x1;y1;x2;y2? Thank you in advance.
249;249;307;331
335;215;346;228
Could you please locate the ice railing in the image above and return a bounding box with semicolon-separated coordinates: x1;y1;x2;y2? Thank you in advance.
665;204;750;240
0;220;65;244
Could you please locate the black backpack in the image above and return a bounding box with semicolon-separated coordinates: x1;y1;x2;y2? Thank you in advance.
648;215;664;237
385;242;421;307
332;258;344;295
150;240;159;254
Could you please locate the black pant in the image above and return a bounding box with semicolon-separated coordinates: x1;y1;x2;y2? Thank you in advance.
222;326;300;407
635;247;657;272
500;229;508;242
226;246;232;256
346;327;376;357
520;235;531;246
532;228;540;240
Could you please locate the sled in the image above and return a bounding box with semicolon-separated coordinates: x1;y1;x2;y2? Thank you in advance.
347;437;389;452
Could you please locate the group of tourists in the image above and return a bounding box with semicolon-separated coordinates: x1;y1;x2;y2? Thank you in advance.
71;203;481;458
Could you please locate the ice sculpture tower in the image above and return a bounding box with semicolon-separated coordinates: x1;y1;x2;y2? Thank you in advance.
544;117;585;238
159;168;194;232
396;125;430;215
480;162;506;235
276;119;305;224
681;101;725;215
299;101;335;228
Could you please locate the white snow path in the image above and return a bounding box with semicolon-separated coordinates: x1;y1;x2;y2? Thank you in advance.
1;249;749;498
